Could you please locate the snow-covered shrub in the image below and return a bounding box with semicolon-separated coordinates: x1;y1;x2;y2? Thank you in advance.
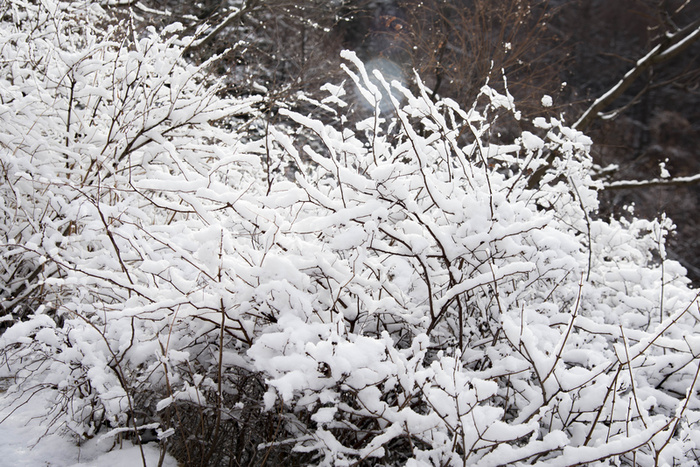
1;2;700;466
0;1;269;463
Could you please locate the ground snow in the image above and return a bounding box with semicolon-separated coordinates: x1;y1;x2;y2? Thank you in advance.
0;389;177;467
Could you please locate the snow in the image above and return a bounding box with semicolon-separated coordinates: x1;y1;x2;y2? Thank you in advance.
3;3;700;465
533;116;552;129
538;420;671;466
0;388;177;467
656;24;700;61
605;173;700;188
522;131;545;151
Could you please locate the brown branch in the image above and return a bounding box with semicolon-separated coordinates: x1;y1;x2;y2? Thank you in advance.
183;0;262;54
573;18;700;131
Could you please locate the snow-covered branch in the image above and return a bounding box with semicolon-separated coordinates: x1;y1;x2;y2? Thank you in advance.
574;18;700;131
183;0;262;53
604;173;700;190
1;3;700;465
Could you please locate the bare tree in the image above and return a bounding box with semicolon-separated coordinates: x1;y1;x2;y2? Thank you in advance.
573;17;700;132
552;0;700;281
381;0;568;115
121;0;370;104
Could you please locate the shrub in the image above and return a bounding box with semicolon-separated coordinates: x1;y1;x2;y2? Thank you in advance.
1;2;699;466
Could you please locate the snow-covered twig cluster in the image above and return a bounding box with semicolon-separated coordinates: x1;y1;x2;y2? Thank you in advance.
1;2;699;466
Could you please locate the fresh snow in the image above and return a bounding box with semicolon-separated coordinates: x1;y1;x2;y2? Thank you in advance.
0;387;177;467
2;2;700;466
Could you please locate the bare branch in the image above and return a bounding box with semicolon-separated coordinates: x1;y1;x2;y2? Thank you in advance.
573;18;700;131
183;1;262;54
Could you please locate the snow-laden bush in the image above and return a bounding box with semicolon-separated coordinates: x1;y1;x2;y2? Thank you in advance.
1;2;700;466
